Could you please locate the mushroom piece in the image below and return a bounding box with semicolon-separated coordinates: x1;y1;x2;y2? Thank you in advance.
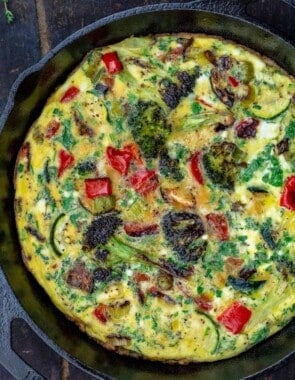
160;186;195;209
66;262;93;293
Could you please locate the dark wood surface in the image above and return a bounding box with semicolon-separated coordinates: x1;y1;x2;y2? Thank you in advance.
0;1;293;379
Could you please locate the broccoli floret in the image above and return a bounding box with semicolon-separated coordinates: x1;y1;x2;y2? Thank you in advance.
203;141;246;190
127;101;170;159
161;211;207;262
160;70;198;109
159;148;184;181
83;214;122;249
77;159;96;175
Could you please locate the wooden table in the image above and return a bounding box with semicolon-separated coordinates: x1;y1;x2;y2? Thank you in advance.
0;1;294;379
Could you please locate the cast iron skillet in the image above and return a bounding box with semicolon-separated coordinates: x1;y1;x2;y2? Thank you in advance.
0;1;294;379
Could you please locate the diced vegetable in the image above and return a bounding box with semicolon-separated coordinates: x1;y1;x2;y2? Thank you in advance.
58;149;75;178
148;286;176;304
227;275;265;293
280;175;295;211
160;70;197;109
193;312;219;354
25;226;45;242
156;272;173;291
217;301;252;334
247;186;268;194
93;267;112;282
94;303;108;323
85;178;112;199
206;213;230;241
161;211;206;262
159;148;184;181
102;51;123;74
210;68;234;107
127;101;170;159
50;213;66;257
160;186;195;208
66;262;93;293
129;169;158;196
260;224;277;249
60;86;80;103
190;151;204;185
249;76;291;119
83;214;122;249
236;118;259;138
123;222;159;237
194;295;212;311
80;195;115;215
106;146;133;175
228;76;239;87
45;120;60;138
203;142;245;190
134;272;150;283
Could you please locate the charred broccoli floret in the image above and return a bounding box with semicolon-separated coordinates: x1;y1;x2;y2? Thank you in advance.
159;148;184;181
83;214;122;249
160;70;198;109
202;141;246;190
127;101;170;159
161;211;207;262
227;275;266;294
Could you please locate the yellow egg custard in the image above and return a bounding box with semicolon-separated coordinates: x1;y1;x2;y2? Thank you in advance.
14;34;295;363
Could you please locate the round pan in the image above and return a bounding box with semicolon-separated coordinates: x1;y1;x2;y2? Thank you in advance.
0;2;294;379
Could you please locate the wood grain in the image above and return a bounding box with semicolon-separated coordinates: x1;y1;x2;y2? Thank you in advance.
0;0;40;113
40;0;190;48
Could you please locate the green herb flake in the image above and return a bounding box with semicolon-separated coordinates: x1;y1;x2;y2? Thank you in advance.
262;156;283;187
17;163;24;173
285;120;295;139
191;102;202;115
52;108;63;117
197;285;204;294
250;326;269;345
57;119;77;150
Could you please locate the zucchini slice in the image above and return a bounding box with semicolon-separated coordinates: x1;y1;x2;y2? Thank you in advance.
50;213;66;256
250;95;290;120
50;213;81;257
189;311;219;355
249;73;291;119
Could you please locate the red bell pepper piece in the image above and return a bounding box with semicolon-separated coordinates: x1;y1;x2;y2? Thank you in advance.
106;146;134;175
102;51;123;74
123;143;143;165
94;303;108;323
58;149;75;178
217;302;252;334
123;222;159;237
129;169;158;196
280;175;295;211
228;75;239;87
85;178;112;199
190;151;204;185
45;120;60;138
194;295;213;311
60;86;80;103
134;272;150;283
206;213;230;241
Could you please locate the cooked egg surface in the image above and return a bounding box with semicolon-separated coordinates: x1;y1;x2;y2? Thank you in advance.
14;34;295;363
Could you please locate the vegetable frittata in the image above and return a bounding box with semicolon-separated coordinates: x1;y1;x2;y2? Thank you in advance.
14;34;295;363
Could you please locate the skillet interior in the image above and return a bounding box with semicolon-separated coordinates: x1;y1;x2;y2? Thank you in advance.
0;8;294;379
